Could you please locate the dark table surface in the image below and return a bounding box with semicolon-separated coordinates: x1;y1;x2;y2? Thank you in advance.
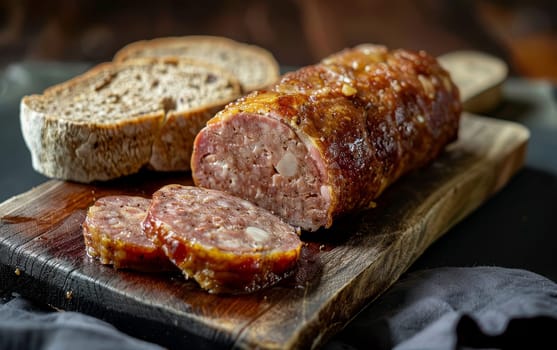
1;62;556;349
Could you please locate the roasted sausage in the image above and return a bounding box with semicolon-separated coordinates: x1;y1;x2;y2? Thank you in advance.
142;185;302;294
191;44;461;231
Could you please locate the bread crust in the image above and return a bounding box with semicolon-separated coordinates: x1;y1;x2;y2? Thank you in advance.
20;99;162;183
149;104;225;171
113;35;280;92
20;57;241;183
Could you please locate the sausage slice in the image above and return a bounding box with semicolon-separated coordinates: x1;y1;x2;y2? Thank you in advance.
82;195;175;271
142;184;302;294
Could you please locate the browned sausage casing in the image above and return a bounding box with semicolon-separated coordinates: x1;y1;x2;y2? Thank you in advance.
191;45;462;231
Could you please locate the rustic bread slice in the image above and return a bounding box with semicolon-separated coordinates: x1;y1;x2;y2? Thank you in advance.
113;36;280;92
20;57;241;183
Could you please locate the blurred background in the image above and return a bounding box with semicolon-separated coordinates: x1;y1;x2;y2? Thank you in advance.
8;0;557;203
1;0;556;81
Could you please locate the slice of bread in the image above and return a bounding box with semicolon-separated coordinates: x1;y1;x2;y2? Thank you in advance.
113;36;280;92
20;57;241;183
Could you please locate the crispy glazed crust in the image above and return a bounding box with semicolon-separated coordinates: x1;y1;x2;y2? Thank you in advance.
193;44;462;230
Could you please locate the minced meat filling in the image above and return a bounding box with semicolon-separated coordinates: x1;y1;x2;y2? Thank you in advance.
193;113;330;231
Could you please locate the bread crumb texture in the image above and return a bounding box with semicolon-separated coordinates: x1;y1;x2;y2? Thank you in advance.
114;36;280;92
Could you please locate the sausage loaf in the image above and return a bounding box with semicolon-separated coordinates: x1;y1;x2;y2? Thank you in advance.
142;185;302;294
82;195;175;271
191;44;462;231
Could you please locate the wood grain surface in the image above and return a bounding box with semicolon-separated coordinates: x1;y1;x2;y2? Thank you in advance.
0;113;528;349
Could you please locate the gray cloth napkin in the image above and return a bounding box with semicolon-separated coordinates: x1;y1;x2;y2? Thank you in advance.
0;296;163;350
326;266;557;350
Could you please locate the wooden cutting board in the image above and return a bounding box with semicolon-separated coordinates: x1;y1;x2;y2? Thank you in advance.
0;112;528;349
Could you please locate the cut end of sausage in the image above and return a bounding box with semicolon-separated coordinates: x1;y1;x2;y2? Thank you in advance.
143;184;303;294
82;195;175;272
191;113;331;231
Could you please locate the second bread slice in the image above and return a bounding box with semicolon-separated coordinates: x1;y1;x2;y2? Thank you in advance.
21;57;241;183
114;36;280;92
